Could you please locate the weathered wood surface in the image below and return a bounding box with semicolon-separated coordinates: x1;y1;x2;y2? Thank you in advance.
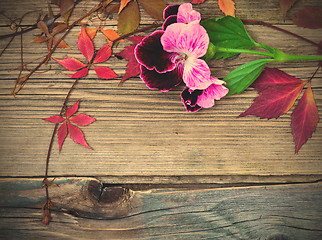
0;0;321;182
0;178;322;239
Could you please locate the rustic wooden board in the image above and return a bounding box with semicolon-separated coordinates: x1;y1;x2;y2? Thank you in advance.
0;0;321;183
0;178;322;239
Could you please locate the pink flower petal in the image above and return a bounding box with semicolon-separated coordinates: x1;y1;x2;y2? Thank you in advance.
66;101;79;118
135;31;175;73
161;22;209;58
44;115;64;123
58;121;68;151
140;65;182;91
68;67;89;78
93;66;118;80
93;43;112;64
70;113;96;126
183;58;212;90
53;57;87;71
77;26;94;61
177;3;201;24
196;78;229;108
68;122;92;149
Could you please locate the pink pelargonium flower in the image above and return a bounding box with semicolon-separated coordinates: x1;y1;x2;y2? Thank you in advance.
181;78;229;112
163;3;201;30
135;22;212;91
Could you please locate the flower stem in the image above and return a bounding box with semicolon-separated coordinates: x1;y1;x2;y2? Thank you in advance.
214;46;275;58
273;49;322;62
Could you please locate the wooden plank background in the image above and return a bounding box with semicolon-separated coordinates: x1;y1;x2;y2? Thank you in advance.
0;0;322;238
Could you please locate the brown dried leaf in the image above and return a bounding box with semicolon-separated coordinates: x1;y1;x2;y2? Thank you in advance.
37;21;50;35
138;0;167;21
118;0;140;35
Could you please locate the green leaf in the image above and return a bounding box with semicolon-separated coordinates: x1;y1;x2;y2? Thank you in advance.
138;0;167;21
118;0;140;35
201;16;256;59
224;59;272;95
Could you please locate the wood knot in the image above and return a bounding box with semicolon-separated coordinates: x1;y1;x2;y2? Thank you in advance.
86;180;131;205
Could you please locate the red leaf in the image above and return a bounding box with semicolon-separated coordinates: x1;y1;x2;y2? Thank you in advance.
44;115;64;123
292;7;322;29
93;66;118;80
252;68;304;93
280;0;297;21
93;43;112;64
127;35;144;45
218;0;236;17
291;83;319;153
77;26;94;61
116;45;140;84
68;67;89;78
68;122;92;149
239;82;306;119
75;28;98;39
58;121;68;151
191;0;206;4
70;113;96;126
53;57;86;71
66;101;79;118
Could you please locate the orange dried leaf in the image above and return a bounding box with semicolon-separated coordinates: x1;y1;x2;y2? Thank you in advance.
37;21;49;35
30;36;48;43
100;29;124;42
53;38;71;49
218;0;236;17
52;24;67;36
74;28;98;39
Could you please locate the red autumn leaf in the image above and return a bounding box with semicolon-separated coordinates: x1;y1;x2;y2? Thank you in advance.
55;26;117;80
251;68;304;93
291;83;319;153
116;45;140;84
77;26;94;61
68;122;92;149
70;113;96;126
292;7;322;29
127;35;144;45
44;101;96;151
218;0;236;17
93;43;112;64
280;0;297;21
191;0;206;4
239;81;306;119
53;57;86;71
93;66;118;79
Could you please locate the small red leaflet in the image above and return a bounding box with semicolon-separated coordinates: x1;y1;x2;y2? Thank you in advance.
292;7;322;29
116;35;145;85
291;83;319;153
53;26;118;80
44;101;96;151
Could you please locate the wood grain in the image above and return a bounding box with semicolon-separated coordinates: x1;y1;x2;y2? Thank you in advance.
0;178;321;239
0;0;321;183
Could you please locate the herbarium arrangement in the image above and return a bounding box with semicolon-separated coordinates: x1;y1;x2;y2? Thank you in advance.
0;0;321;224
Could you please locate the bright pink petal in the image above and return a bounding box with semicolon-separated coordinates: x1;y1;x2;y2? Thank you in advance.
58;121;68;151
44;115;64;123
68;67;89;78
70;113;96;126
93;43;112;63
135;31;175;73
183;58;212;90
53;57;87;71
161;23;209;58
93;66;118;80
196;78;229;108
177;3;201;24
68;122;92;149
140;65;182;91
66;101;79;118
77;26;94;61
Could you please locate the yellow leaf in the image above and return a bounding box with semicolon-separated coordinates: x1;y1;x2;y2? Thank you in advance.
118;0;140;35
218;0;236;17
